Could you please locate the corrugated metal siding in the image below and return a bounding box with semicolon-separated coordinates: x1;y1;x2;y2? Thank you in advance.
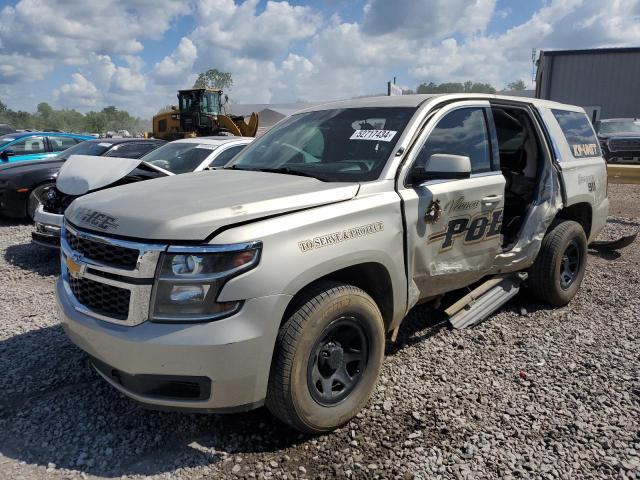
537;50;640;118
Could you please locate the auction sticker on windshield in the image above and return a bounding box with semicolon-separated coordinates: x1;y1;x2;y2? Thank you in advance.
350;130;397;141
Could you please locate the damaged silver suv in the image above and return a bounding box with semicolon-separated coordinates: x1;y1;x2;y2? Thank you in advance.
56;94;608;433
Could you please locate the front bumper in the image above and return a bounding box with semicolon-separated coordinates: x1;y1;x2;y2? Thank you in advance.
57;278;291;411
32;206;63;248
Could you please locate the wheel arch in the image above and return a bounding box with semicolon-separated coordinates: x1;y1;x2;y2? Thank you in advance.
553;202;592;238
281;262;395;333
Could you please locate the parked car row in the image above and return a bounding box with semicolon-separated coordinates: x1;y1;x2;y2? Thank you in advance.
32;136;252;247
0;137;166;219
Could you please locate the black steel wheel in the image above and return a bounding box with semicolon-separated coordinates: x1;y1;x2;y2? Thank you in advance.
266;282;385;434
528;220;587;306
307;316;369;406
559;239;581;289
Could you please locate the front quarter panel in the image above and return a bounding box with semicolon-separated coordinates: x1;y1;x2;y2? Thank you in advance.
214;184;407;328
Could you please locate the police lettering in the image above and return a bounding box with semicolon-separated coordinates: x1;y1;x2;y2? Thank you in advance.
429;209;502;251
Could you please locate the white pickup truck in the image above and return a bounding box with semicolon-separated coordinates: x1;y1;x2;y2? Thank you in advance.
56;94;608;433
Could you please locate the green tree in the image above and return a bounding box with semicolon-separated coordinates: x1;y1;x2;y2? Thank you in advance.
506;80;527;91
193;69;233;90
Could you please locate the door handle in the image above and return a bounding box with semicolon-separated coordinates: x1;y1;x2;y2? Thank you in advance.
481;195;503;204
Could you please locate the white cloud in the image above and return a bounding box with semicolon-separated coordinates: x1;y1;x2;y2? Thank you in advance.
191;0;321;61
0;54;53;83
55;73;99;108
0;0;184;83
3;0;640;116
153;38;198;85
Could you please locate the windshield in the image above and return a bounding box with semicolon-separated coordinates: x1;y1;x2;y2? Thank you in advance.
141;142;218;174
56;141;110;160
178;91;220;115
598;120;640;135
228;107;416;182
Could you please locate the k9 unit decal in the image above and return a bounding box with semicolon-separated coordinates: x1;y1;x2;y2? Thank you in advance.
428;209;503;251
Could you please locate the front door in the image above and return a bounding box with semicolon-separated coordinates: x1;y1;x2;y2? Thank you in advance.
398;101;505;300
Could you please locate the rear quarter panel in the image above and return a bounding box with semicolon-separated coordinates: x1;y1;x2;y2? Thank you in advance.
537;106;609;242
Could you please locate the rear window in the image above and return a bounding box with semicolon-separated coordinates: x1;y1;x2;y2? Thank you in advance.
552;109;601;158
56;141;111;160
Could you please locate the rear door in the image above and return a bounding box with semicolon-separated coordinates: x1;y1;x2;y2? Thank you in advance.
397;101;506;299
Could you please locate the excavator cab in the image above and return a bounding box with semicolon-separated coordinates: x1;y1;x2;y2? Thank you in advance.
177;88;222;133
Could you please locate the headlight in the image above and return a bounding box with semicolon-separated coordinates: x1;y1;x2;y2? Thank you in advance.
151;242;261;323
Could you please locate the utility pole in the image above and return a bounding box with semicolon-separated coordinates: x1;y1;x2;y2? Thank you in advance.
531;48;537;86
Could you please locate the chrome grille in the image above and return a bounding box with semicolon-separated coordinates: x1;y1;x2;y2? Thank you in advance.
65;228;139;270
61;223;166;326
69;276;131;320
609;138;640;152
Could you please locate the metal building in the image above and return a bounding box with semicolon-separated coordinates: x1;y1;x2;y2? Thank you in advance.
535;47;640;122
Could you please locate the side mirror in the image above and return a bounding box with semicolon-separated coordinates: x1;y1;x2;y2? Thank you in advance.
0;149;12;161
410;154;471;184
171;105;178;111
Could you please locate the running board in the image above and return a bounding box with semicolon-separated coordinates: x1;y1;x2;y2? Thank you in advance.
446;272;528;329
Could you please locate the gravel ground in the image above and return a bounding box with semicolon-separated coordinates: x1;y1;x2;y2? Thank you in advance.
0;185;639;480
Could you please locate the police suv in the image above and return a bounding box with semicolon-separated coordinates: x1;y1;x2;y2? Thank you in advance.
56;94;608;433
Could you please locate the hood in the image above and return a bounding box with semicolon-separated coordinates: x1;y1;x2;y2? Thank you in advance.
57;154;171;195
65;170;359;241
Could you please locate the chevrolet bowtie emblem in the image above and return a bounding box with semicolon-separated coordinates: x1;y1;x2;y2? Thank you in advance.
66;255;85;278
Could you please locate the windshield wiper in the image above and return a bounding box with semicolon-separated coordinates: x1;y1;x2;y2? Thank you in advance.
225;165;329;181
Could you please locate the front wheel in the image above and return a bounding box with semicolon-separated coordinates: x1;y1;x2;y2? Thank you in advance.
266;282;385;434
27;183;53;221
527;220;587;306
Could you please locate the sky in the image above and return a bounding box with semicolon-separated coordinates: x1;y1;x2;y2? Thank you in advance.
0;0;639;118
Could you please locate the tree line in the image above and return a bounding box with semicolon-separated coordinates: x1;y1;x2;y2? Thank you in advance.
403;79;527;95
0;101;149;134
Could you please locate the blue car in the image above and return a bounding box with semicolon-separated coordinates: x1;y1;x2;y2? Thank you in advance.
0;132;94;164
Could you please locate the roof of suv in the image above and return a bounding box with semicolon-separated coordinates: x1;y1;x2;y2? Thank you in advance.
298;93;584;114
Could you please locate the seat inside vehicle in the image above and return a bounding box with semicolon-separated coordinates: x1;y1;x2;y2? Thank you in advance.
491;106;542;248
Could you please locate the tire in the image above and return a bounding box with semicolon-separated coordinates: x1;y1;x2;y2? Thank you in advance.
27;183;54;221
266;282;385;434
527;220;587;306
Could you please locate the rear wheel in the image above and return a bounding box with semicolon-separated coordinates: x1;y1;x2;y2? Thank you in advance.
527;220;587;306
27;183;53;221
266;282;385;434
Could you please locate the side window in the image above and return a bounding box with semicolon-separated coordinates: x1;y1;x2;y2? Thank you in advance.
158;119;167;133
49;136;79;152
10;136;46;154
416;108;491;173
209;145;246;167
551;109;601;158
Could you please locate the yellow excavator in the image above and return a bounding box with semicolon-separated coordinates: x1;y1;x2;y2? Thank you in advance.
152;88;259;140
